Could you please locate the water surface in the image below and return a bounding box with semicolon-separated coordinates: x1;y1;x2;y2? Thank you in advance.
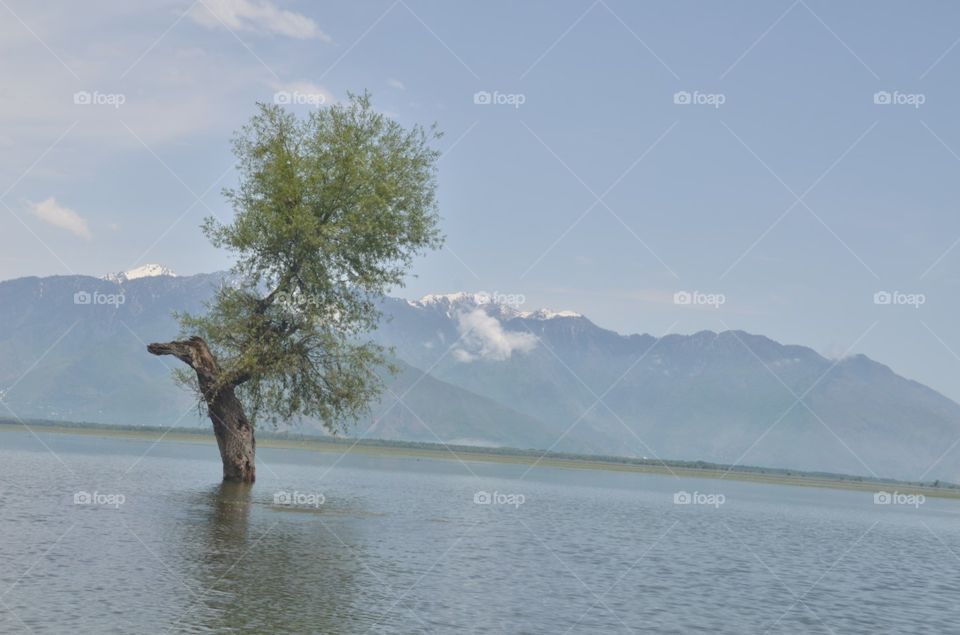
1;428;958;633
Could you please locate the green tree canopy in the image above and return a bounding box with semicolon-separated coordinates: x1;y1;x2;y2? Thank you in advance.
177;92;443;430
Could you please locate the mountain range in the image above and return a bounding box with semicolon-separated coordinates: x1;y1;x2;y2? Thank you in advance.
1;266;958;482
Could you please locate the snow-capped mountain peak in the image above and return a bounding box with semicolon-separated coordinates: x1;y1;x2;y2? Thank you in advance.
522;308;582;319
407;292;583;320
413;292;494;307
102;264;178;283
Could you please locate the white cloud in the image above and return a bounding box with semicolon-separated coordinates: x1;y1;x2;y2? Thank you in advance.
189;0;332;40
387;78;406;90
28;197;92;239
453;309;537;362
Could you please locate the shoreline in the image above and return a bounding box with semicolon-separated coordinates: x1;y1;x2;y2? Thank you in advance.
3;421;958;500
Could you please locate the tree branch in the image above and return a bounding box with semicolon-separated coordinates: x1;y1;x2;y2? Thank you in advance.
147;337;220;380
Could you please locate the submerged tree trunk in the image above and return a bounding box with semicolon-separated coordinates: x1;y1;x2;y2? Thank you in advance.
147;337;256;483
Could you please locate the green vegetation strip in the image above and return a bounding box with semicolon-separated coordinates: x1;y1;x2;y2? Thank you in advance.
2;419;958;499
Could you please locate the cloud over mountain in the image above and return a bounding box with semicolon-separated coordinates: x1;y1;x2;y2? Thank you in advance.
453;308;538;362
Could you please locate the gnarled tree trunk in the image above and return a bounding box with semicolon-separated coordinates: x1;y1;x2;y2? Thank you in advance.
147;337;256;483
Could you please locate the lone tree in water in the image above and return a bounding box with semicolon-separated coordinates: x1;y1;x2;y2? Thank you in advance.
148;94;443;482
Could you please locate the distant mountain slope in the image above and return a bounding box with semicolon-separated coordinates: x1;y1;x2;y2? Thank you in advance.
0;273;556;449
376;293;960;481
1;272;959;481
368;358;560;449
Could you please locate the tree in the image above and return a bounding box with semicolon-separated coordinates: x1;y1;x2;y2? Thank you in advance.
148;93;443;483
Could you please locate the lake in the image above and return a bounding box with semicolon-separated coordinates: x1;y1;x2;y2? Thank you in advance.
0;427;958;634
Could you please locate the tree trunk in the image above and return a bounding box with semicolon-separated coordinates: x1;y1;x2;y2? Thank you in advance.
207;385;256;483
147;337;256;483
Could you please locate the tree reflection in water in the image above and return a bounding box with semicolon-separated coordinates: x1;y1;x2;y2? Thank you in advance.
170;482;377;634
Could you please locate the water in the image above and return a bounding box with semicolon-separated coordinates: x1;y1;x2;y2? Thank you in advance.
1;427;958;634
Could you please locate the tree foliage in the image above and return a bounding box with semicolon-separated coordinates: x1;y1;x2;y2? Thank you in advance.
177;93;443;430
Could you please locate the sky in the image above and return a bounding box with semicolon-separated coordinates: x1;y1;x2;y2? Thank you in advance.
2;0;960;400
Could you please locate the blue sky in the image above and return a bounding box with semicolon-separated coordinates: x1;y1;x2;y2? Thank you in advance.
3;0;960;400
